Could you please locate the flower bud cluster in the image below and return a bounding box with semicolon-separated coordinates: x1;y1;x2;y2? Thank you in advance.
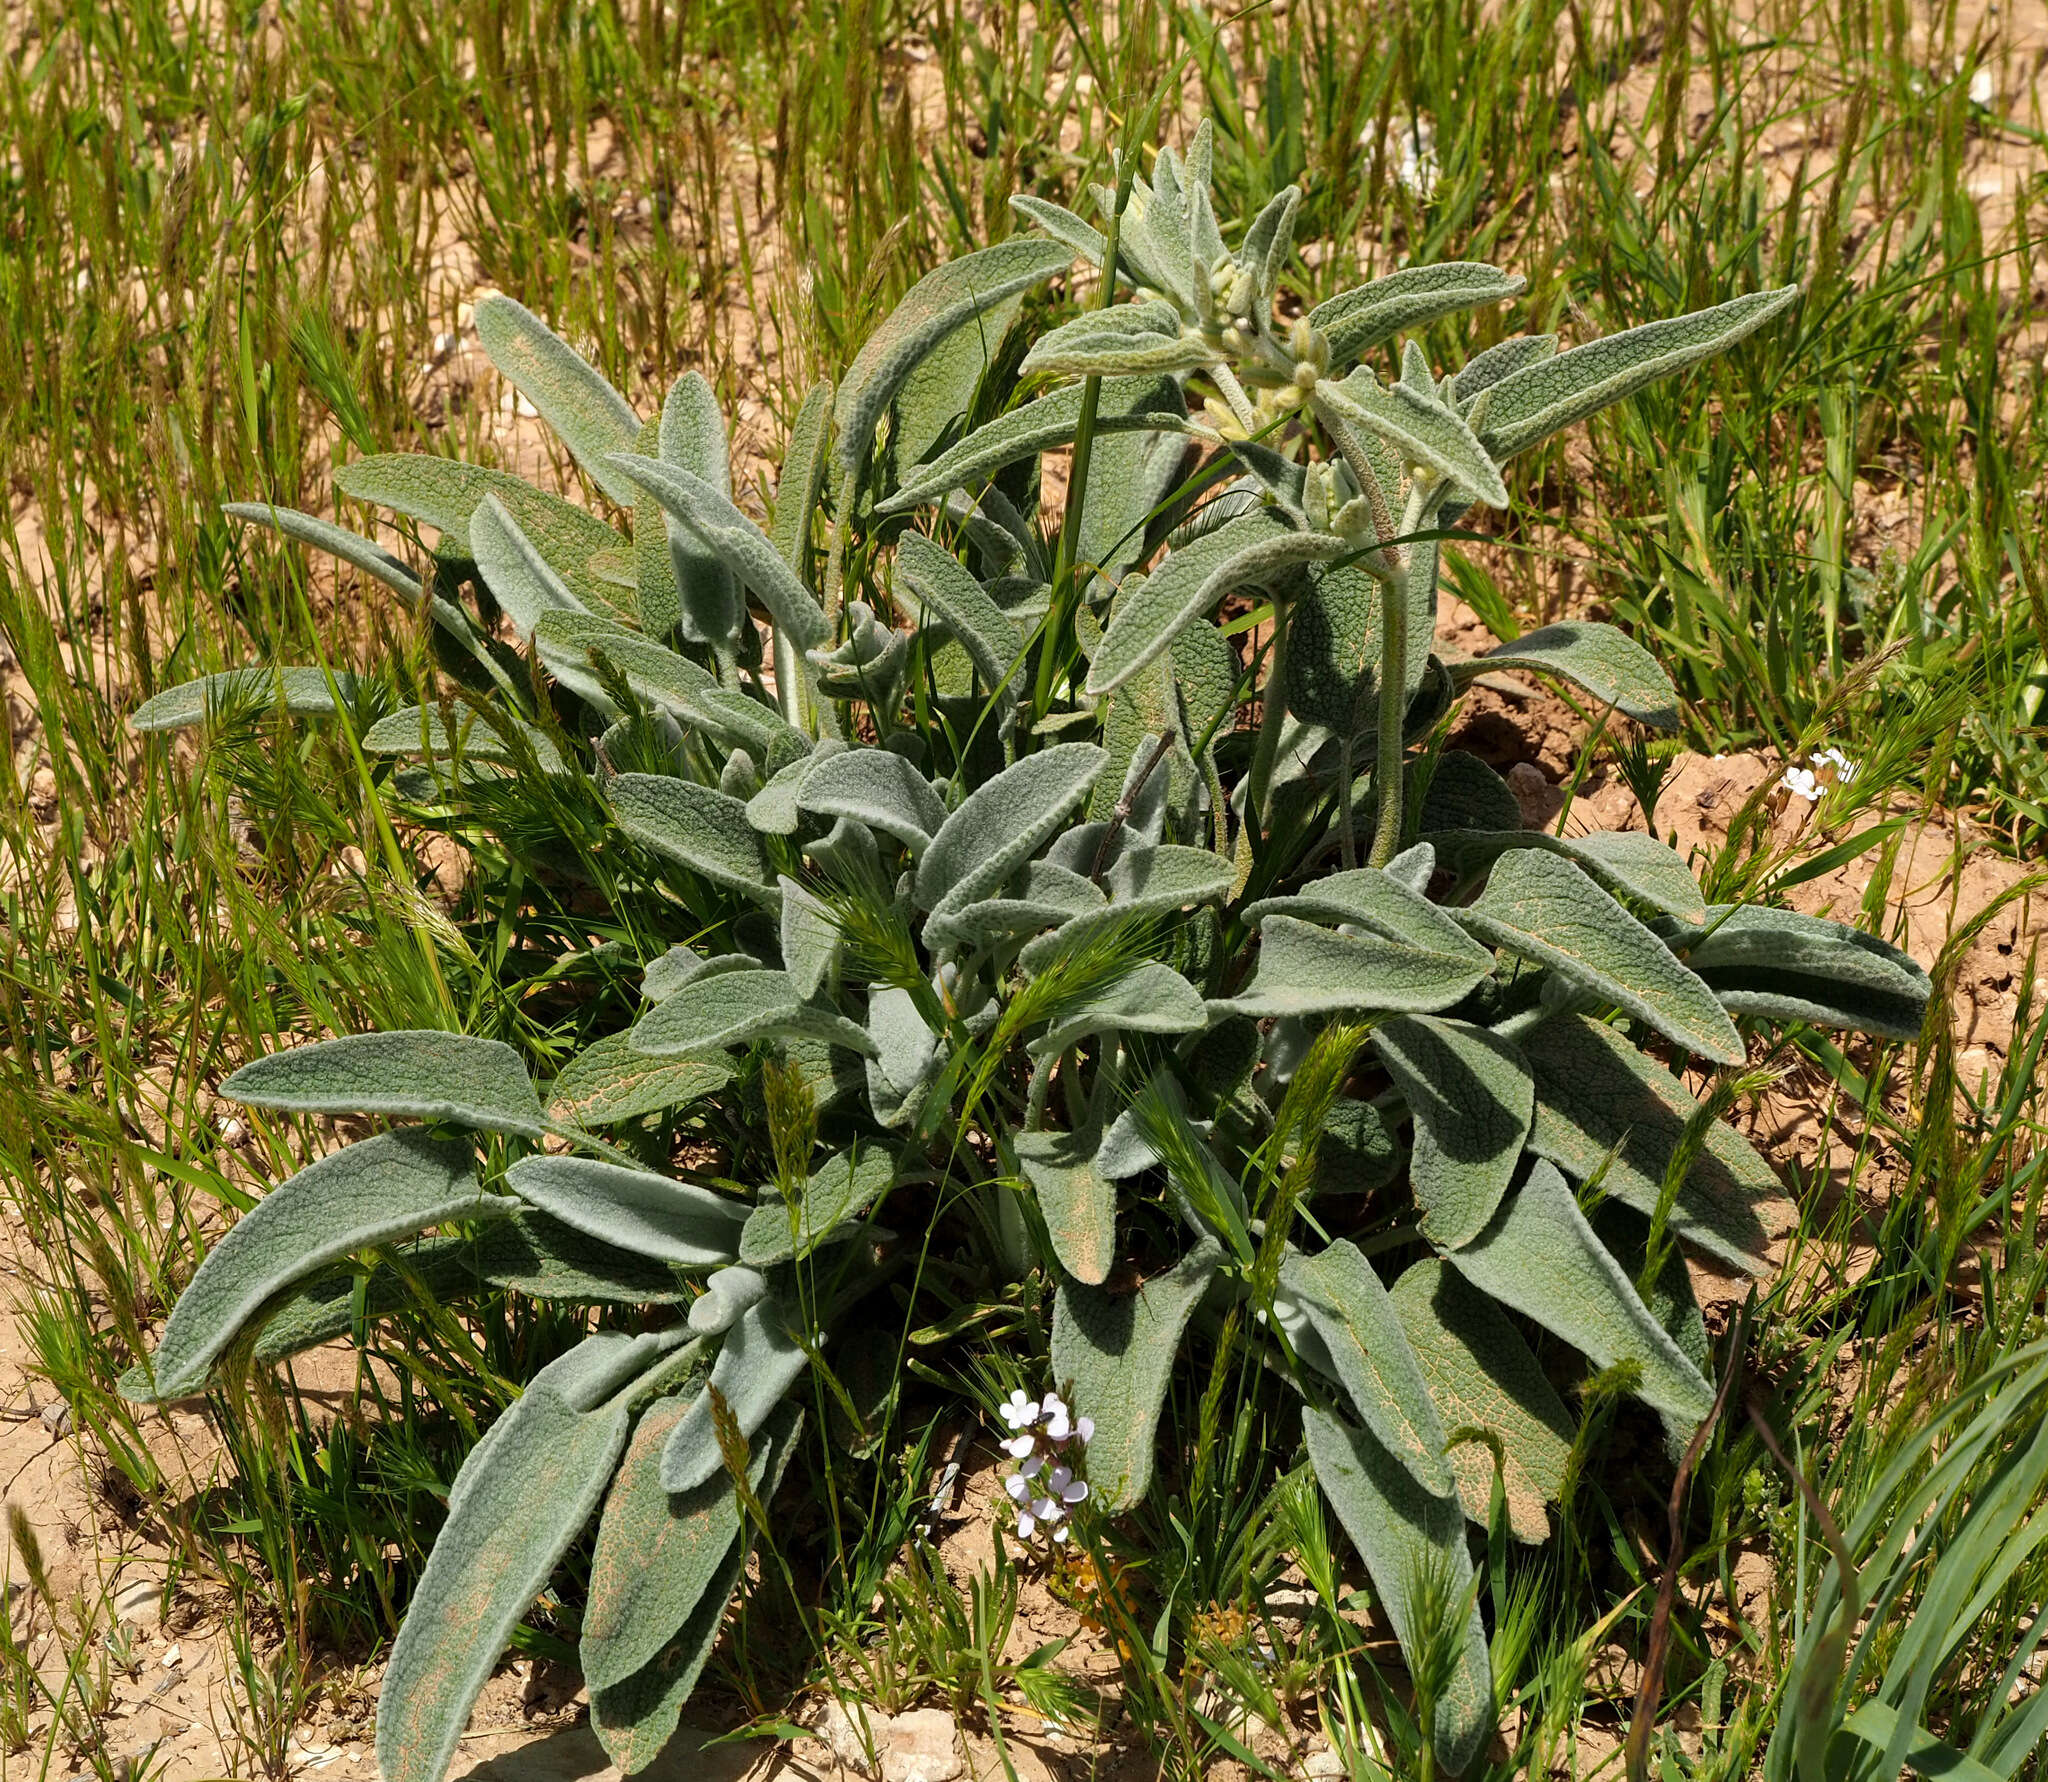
997;1387;1092;1542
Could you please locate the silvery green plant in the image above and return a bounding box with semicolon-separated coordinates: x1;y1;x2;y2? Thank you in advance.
124;119;1928;1780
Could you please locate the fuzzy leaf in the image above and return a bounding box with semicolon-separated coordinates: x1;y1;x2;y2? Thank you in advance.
1430;828;1708;923
377;1330;674;1782
582;1402;801;1774
1013;1127;1116;1286
1318;372;1510;508
881;290;1027;491
1303;1407;1493;1776
505;1157;747;1267
610;774;774;899
1451;620;1680;728
835;238;1074;478
1245;866;1492;963
779;877;839;1002
470;493;591;640
1372;1016;1534;1249
1308;262;1528;367
122;1131;486;1403
223;1030;548;1136
864;986;943;1128
659;1299;810;1492
1104;844;1234;915
1660;905;1930;1039
1523;1013;1778;1270
1051;1241;1223;1511
130;667;357;735
796;748;949;854
739;1148;894;1266
474;294;642;504
333;455;627;612
1449;333;1559;404
1448;1160;1714;1425
1282;1242;1452;1498
1477;285;1801;459
609;456;831;650
533;607;719;714
1456;851;1744;1063
1287;558;1431;734
630;968;877;1061
1021;299;1218;376
1088;508;1299;695
916;743;1106;914
1239;186;1302;308
1009;193;1107;264
652;372;743;645
1030;960;1208;1058
878;375;1188;513
924;861;1106;949
896;532;1025;695
223;503;420;600
1421;751;1523;833
1309;1098;1403;1195
1214;914;1491;1019
769;380;835;574
546;1032;732;1127
363;706;569;776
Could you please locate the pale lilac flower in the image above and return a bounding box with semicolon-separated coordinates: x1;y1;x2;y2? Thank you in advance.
1000;1389;1039;1430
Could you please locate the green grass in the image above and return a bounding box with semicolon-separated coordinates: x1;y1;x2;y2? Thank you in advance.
0;0;2043;1773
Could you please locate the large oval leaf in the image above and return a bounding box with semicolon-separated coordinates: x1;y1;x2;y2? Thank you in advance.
630;968;877;1060
1455;850;1744;1064
1050;1241;1223;1512
124;1131;487;1403
377;1330;676;1782
1013;1126;1116;1286
796;748;949;854
609;774;774;899
506;1156;748;1267
915;743;1106;914
833;238;1073;479
1372;1016;1534;1249
546;1032;732;1127
896;532;1025;696
129;667;358;735
659;1299;811;1492
1429;828;1707;924
738;1148;895;1266
1211;914;1491;1019
1307;263;1527;367
1659;904;1930;1039
1449;620;1679;729
1447;1159;1714;1426
474;294;643;505
222;1031;548;1136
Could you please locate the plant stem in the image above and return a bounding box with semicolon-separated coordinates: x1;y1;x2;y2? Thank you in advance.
1244;594;1292;825
1368;482;1437;866
1034;153;1133;727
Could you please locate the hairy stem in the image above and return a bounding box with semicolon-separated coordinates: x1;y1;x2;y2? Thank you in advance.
1368;482;1439;866
1245;594;1292;825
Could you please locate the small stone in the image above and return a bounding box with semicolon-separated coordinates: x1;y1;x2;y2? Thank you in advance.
1507;761;1563;831
40;1399;72;1439
882;1708;962;1782
1304;1744;1344;1778
112;1573;164;1628
815;1699;883;1775
161;1645;182;1669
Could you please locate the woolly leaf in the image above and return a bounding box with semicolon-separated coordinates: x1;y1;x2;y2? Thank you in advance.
130;668;357;735
1104;844;1234;915
121;1131;486;1403
630;968;877;1060
610;774;773;899
609;456;831;649
222;503;420;600
1239;186;1302;308
1013;1126;1116;1286
1449;334;1560;404
1430;828;1707;924
1456;851;1744;1064
1421;751;1523;833
1450;621;1680;729
1283;1242;1452;1499
1303;1407;1493;1777
1051;1241;1223;1511
1318;372;1509;508
1287;558;1431;734
1309;1098;1403;1195
1245;866;1492;964
1523;1013;1778;1270
1448;1160;1714;1425
864;986;943;1128
474;294;643;504
376;1330;674;1782
1308;262;1528;367
924;861;1106;949
471;494;587;638
769;380;834;574
582;1400;802;1772
533;607;716;713
739;1148;894;1266
881;288;1027;489
796;748;949;854
546;1032;732;1127
362;705;568;777
878;375;1188;513
896;532;1025;696
835;238;1073;478
659;1299;810;1492
333;455;627;612
1021;299;1218;376
1213;914;1490;1019
1088;508;1299;695
1029;960;1208;1058
1390;1260;1570;1542
1372;1016;1534;1249
780;876;839;1002
916;743;1106;913
1477;285;1801;459
223;1030;548;1135
505;1157;747;1267
1660;905;1931;1039
653;372;742;645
